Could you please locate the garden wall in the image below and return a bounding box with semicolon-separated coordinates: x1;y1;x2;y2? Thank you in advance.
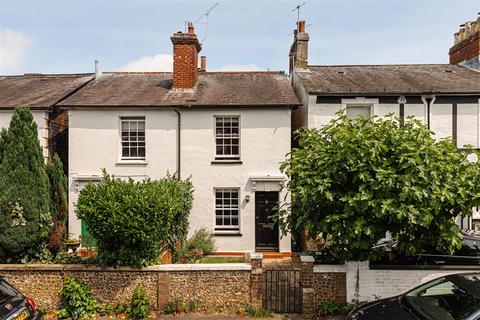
0;264;251;312
313;261;480;308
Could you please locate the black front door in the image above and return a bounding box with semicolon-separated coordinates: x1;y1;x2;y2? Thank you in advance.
255;191;279;251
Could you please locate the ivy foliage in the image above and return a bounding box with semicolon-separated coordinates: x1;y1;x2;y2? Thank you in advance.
126;287;151;320
76;171;193;267
0;107;52;261
280;113;480;260
58;277;98;320
47;153;69;253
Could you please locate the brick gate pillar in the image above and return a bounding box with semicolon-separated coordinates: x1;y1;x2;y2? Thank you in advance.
300;255;315;313
248;253;263;307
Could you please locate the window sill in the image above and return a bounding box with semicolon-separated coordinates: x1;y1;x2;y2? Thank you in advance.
116;160;148;166
214;232;242;237
211;160;243;165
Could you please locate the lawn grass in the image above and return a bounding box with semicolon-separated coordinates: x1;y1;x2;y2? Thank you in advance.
199;256;245;263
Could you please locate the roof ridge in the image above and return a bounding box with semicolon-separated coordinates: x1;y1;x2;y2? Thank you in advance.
205;71;285;75
307;64;453;68
1;73;94;77
103;71;172;75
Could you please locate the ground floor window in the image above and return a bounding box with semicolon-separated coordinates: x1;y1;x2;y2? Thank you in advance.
214;188;240;232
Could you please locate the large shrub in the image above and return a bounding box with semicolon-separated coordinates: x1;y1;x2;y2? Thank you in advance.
76;171;193;267
174;228;216;263
0;107;52;261
280;113;480;260
47;153;69;253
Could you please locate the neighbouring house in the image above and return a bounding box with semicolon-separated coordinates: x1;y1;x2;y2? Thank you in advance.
289;18;480;230
57;23;299;254
0;73;93;166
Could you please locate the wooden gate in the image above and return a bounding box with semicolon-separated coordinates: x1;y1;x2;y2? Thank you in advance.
262;269;302;313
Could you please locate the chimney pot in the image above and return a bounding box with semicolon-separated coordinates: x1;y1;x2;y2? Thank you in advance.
449;17;480;70
188;22;195;34
200;56;207;72
298;20;305;33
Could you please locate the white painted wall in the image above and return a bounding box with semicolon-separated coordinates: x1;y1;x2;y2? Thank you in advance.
0;110;49;159
314;262;476;302
457;103;480;148
306;96;480;146
68;107;292;253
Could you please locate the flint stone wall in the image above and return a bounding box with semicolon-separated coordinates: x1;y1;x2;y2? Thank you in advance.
0;264;251;312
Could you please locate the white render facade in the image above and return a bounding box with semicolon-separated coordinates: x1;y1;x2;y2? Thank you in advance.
0;110;50;160
67;106;293;253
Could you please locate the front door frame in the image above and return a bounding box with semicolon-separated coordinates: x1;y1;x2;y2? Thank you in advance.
255;191;280;252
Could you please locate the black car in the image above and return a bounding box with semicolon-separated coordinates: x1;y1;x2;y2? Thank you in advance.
347;273;480;320
371;231;480;266
0;277;41;320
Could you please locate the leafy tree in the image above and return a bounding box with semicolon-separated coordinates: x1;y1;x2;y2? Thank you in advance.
47;153;69;253
0;107;52;261
76;171;193;267
280;114;480;260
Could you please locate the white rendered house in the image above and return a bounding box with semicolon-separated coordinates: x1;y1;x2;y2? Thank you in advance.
289;19;480;230
59;25;299;254
0;74;93;162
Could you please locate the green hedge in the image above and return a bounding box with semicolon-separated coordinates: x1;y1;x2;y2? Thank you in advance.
76;171;193;267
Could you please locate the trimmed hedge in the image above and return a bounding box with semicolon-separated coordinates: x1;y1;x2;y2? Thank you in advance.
76;171;193;267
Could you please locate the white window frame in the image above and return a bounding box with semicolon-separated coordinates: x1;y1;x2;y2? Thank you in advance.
345;104;372;119
120;117;146;160
214;187;241;232
214;115;241;161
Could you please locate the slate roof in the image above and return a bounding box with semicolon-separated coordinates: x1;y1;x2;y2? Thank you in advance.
296;64;480;95
59;71;300;107
0;74;94;109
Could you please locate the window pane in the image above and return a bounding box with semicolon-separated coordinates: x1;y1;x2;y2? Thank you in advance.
215;116;240;159
121;118;146;159
346;106;371;119
215;188;240;229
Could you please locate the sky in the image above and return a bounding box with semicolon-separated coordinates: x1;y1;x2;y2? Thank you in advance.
0;0;479;75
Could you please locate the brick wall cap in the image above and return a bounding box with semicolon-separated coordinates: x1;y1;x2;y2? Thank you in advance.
0;263;252;272
313;264;347;273
300;255;315;263
247;253;264;260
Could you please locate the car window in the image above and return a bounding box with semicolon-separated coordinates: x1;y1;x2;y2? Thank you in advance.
463;238;480;248
0;281;17;302
404;278;480;320
421;281;456;296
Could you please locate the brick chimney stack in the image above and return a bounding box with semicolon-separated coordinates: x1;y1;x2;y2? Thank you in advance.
171;22;202;89
449;16;480;70
289;20;309;73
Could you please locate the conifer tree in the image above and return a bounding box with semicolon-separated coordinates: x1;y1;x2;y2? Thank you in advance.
47;153;69;253
0;107;52;261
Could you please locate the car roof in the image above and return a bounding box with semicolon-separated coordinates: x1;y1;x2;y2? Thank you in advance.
446;273;480;297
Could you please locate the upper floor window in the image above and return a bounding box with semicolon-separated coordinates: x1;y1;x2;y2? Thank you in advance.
215;116;240;160
346;105;371;119
121;117;145;160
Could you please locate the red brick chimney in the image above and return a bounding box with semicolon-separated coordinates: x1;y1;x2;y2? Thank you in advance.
289;20;309;74
171;22;202;89
449;17;479;70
